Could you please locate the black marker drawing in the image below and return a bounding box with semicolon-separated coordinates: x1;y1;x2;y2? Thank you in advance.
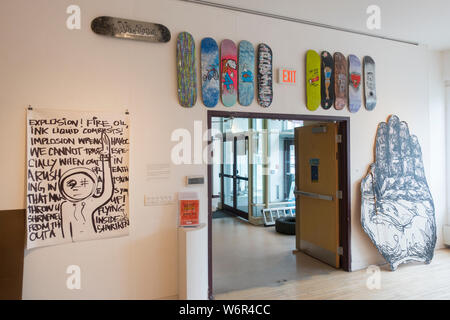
60;132;114;241
361;115;436;270
26;109;130;249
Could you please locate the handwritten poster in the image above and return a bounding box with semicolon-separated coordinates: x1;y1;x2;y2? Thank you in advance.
26;108;130;249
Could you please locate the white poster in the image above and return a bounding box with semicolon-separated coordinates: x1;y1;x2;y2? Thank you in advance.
26;108;130;249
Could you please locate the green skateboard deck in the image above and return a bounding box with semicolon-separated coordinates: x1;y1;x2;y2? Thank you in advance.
306;50;321;111
176;32;197;108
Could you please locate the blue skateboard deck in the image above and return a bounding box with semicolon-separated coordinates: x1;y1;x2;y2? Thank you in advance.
257;43;273;108
176;32;197;108
238;40;255;106
348;54;362;113
201;38;220;107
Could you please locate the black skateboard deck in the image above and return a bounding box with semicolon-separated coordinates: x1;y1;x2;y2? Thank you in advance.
91;16;171;43
321;51;334;109
257;43;273;108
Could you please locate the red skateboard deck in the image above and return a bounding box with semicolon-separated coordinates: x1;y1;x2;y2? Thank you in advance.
221;39;237;107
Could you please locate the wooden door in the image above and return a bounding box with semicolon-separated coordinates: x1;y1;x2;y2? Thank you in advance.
295;123;340;268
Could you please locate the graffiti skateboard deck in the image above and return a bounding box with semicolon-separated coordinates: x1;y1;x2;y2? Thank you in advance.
306;50;321;111
348;54;362;113
91;16;171;43
238;41;255;106
257;43;273;108
321;51;334;110
220;39;237;107
201;38;220;108
363;56;377;111
176;32;197;108
333;52;347;110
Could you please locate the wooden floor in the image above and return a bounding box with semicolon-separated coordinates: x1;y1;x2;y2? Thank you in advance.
213;215;450;300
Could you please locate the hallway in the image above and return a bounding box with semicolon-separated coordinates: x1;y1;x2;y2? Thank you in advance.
213;214;336;295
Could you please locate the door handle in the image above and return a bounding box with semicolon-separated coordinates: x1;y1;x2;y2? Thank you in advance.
294;190;333;201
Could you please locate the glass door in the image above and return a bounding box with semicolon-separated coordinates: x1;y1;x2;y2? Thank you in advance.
221;135;249;220
235;136;249;215
222;139;234;208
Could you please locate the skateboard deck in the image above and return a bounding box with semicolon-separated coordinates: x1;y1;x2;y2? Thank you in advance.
238;41;255;106
221;39;237;107
348;54;362;113
306;50;321;111
321;51;334;110
363;56;377;111
91;16;171;43
257;43;273;108
176;32;197;108
334;52;347;110
201;38;220;108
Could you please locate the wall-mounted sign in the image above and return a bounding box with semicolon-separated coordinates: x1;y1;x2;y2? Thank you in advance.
278;67;297;85
186;175;205;186
310;158;320;182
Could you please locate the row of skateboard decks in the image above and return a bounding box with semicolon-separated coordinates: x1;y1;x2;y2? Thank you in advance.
177;32;273;108
306;50;376;112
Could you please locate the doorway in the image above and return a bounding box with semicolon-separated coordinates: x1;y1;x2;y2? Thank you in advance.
207;111;351;299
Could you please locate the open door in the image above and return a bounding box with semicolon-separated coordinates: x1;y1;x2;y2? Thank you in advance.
294;123;340;268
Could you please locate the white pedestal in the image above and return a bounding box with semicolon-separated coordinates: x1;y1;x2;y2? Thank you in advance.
178;223;208;300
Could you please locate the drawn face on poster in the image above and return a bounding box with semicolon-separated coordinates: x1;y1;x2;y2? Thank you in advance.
26;109;130;249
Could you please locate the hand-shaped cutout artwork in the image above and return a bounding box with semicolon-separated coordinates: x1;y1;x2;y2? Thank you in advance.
361;115;436;270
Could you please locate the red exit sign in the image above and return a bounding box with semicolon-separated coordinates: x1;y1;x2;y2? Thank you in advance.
278;68;297;85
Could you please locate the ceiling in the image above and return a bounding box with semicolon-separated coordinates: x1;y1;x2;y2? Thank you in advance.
191;0;450;50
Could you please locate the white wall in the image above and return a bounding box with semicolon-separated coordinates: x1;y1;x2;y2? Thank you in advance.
0;0;447;299
428;50;447;245
443;50;450;226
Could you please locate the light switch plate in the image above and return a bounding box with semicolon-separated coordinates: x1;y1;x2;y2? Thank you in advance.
144;194;176;206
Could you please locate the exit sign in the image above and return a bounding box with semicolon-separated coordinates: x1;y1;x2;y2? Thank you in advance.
278;68;297;85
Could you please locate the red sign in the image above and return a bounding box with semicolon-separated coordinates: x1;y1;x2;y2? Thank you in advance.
179;200;199;226
278;68;296;85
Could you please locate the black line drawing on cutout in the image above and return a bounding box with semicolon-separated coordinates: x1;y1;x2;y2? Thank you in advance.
361;115;436;270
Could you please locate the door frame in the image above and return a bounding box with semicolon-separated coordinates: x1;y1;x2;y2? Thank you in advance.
207;110;351;300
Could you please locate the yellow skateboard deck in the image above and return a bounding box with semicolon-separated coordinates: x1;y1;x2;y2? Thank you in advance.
306;50;321;111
